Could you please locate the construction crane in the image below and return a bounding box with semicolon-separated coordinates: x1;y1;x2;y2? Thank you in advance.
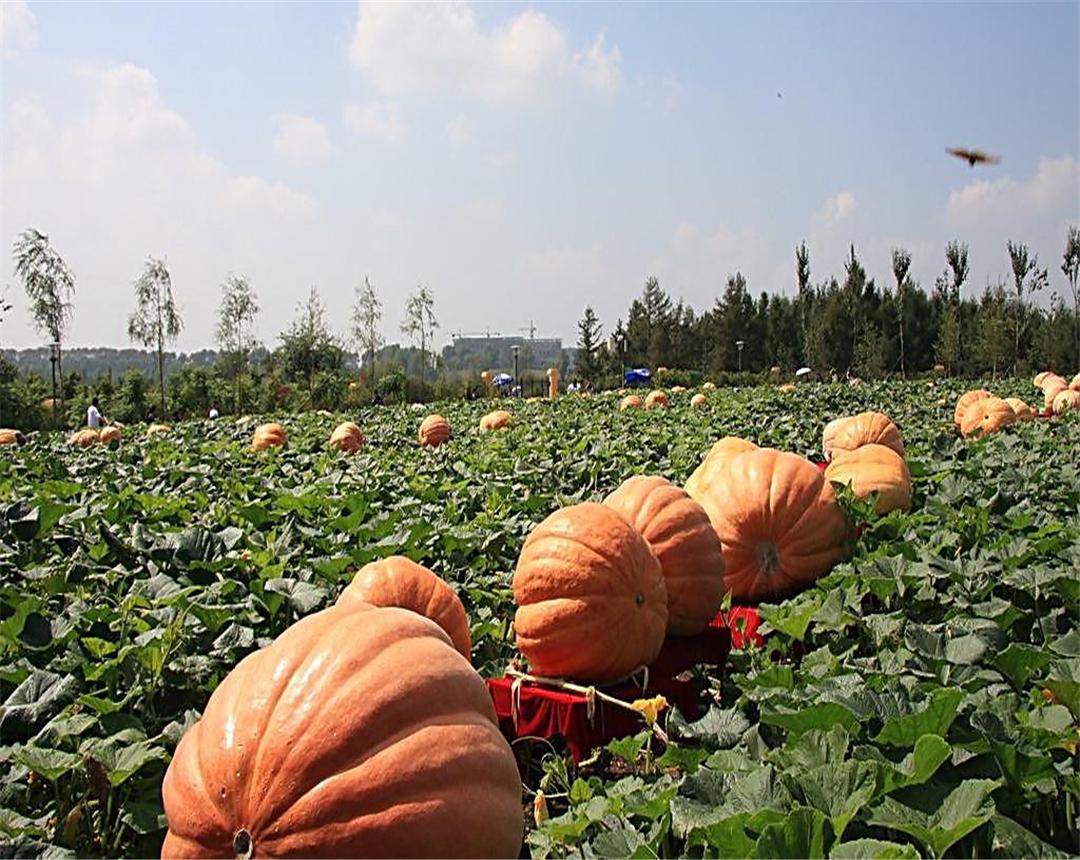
519;320;537;339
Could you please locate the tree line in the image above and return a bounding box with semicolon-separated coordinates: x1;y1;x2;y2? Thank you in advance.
574;229;1080;385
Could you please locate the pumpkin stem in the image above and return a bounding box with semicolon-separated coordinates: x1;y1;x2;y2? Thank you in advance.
233;828;254;860
756;543;780;578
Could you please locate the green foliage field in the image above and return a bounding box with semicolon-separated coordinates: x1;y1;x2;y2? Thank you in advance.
0;380;1077;858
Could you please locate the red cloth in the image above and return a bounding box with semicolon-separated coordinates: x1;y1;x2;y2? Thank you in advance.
487;626;734;762
709;606;764;649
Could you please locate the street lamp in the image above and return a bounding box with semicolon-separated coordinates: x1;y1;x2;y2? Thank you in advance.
511;344;520;396
736;340;745;373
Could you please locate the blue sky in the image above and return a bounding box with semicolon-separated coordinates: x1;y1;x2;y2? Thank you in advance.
1;1;1077;352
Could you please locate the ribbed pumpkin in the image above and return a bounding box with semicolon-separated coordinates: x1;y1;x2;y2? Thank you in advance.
684;436;759;503
1052;388;1080;414
1035;372;1067;392
99;426;122;444
0;429;24;446
645;390;668;409
960;396;1016;438
68;428;99;448
418;414;450;447
1071;372;1080;391
1033;371;1056;388
701;382;716;391
1004;398;1036;421
479;410;512;432
1043;381;1068;410
603;476;725;636
690;393;707;409
778;383;796;393
337;556;472;661
252;423;286;451
619;395;643;411
148;423;172;435
512;503;668;682
825;444;912;514
822;411;904;462
161;604;523;859
694;449;850;603
953;389;991;427
329;421;364;453
670;385;687;393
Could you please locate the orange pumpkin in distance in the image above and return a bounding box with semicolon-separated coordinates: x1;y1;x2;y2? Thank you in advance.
619;395;643;411
252;422;287;451
1036;372;1067;392
160;604;523;859
701;381;716;390
418;414;451;447
953;390;992;428
1052;388;1080;414
479;410;512;431
821;411;904;462
1004;398;1035;421
329;421;364;453
684;436;759;503
603;476;725;636
1033;371;1055;388
99;426;122;444
645;390;668;409
0;429;24;446
68;428;99;448
960;396;1017;438
512;503;668;682
690;393;707;409
694;448;850;603
148;423;171;435
825;444;913;514
338;556;472;661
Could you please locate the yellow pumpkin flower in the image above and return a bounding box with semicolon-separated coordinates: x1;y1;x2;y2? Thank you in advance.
533;790;549;828
630;695;668;726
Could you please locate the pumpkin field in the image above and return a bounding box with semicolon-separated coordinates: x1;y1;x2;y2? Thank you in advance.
0;378;1078;859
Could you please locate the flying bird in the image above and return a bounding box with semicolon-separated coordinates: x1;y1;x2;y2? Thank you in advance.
946;146;1001;167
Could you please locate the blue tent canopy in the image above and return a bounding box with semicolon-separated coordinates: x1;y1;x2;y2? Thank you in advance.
492;373;514;387
624;368;652;387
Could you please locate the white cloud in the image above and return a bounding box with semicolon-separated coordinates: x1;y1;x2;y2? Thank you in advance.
575;30;622;95
647;221;772;299
1;62;319;349
946;155;1078;227
462;196;503;222
343;100;404;142
0;0;36;60
349;1;622;104
272;113;332;161
446;113;469;145
812;191;857;229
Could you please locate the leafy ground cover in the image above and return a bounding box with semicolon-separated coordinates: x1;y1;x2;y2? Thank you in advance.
0;379;1076;858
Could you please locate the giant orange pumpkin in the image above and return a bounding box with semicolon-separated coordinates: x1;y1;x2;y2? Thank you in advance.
825;444;912;514
479;410;512;432
0;429;24;446
822;411;903;462
1033;371;1056;388
1043;381;1068;410
512;503;668;682
701;382;716;391
645;390;668;409
1035;372;1067;393
693;449;850;603
148;423;172;435
160;604;523;858
684;437;759;503
1004;398;1035;421
68;428;99;448
418;414;450;447
329;421;364;453
960;396;1016;438
252;423;286;451
1070;372;1080;392
1052;388;1080;414
953;390;991;428
99;426;122;444
338;556;472;661
690;393;707;409
619;395;643;411
603;476;725;636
